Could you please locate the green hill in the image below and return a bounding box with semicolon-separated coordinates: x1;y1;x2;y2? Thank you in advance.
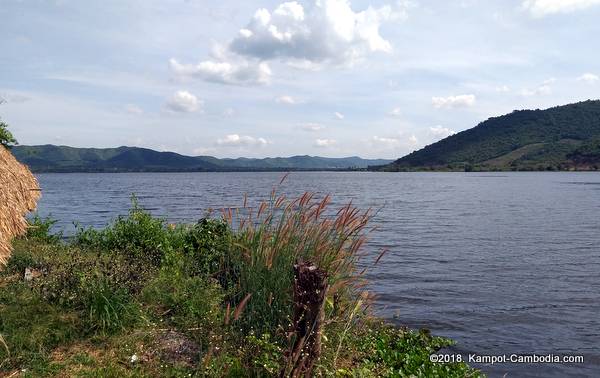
11;145;392;172
377;100;600;171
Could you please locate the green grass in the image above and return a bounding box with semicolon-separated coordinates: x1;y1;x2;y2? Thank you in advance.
0;195;483;377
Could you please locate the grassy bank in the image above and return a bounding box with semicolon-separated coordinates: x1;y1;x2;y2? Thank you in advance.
0;193;481;377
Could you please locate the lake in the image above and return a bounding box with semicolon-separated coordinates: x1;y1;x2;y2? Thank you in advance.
33;172;600;377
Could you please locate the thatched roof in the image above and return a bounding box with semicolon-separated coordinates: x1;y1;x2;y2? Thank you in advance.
0;145;40;266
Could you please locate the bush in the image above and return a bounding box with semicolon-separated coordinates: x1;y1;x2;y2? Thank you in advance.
142;268;223;333
0;283;81;371
181;218;232;278
80;276;140;334
0;120;17;147
33;249;149;335
25;215;62;244
75;197;178;266
349;323;482;377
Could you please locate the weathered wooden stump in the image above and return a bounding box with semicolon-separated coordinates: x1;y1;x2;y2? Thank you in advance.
284;262;328;378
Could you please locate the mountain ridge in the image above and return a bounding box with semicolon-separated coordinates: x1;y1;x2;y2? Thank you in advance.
375;100;600;171
12;144;393;172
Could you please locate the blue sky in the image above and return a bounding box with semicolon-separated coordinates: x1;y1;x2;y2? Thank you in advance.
1;0;599;158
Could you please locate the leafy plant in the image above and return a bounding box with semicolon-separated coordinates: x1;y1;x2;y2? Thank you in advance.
80;276;140;334
75;196;177;265
181;218;232;279
141;268;223;332
351;323;482;377
0;119;17;147
25;215;62;244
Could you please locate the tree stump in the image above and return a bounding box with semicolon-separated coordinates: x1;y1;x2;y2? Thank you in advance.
286;262;328;378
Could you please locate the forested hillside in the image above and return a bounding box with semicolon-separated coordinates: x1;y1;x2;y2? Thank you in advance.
378;100;600;171
12;145;392;172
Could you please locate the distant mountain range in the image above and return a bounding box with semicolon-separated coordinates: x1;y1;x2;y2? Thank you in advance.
375;100;600;171
12;145;393;172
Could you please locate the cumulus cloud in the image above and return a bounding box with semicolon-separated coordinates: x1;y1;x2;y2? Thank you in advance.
169;57;271;86
165;90;202;113
314;138;336;147
334;112;345;120
522;0;600;17
521;78;555;96
371;136;400;147
275;95;297;104
429;126;456;140
388;107;402;117
229;0;404;66
216;134;269;147
170;1;408;86
577;73;599;84
125;104;143;115
299;123;324;132
432;94;476;109
370;134;419;150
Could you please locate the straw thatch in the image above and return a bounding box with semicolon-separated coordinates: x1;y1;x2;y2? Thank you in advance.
0;145;40;266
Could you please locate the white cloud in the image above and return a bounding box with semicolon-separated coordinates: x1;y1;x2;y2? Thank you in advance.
495;85;510;92
334;111;345;120
388;107;402;117
165;90;202;113
371;136;400;147
229;0;404;66
432;94;476;109
429;126;456;140
125;104;143;115
369;133;419;151
314;138;336;147
169;0;409;86
577;72;599;84
223;108;235;117
522;0;600;17
216;134;269;147
169;57;271;86
299;123;324;132
521;79;555;96
275;95;297;104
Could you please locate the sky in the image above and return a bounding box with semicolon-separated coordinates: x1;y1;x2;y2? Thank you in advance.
1;0;600;159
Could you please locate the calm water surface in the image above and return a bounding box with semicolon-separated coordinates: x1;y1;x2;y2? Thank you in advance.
34;172;600;377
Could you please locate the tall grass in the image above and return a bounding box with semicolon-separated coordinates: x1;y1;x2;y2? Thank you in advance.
222;188;373;334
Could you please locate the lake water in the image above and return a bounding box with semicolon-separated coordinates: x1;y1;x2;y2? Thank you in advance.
33;172;600;377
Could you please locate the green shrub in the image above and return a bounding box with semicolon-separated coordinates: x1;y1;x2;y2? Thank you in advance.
75;197;177;266
4;246;41;275
32;249;149;335
0;283;81;371
141;268;223;333
243;333;283;375
0;119;17;147
181;218;232;278
25;215;62;244
351;323;482;377
80;276;140;334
